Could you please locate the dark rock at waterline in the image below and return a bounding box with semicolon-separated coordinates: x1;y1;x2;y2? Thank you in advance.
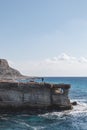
71;101;77;106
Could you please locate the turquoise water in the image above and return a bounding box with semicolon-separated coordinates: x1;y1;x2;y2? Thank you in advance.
0;77;87;130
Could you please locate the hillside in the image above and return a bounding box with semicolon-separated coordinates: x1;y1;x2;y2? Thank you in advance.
0;59;29;81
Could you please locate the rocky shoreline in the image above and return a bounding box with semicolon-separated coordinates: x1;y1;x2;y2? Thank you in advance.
0;81;72;114
0;59;72;114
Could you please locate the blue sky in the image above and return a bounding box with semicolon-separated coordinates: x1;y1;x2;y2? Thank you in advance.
0;0;87;76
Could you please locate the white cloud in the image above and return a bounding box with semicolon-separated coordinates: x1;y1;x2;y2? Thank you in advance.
45;53;77;63
78;57;87;63
8;53;87;76
58;53;70;60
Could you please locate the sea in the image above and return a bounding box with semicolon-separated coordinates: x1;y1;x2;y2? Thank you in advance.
0;77;87;130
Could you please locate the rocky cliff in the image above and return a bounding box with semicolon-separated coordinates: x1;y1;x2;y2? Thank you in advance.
0;59;27;81
0;59;72;113
0;82;72;113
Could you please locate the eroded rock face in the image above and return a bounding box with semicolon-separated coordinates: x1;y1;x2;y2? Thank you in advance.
0;59;9;68
0;59;72;113
0;82;72;113
0;59;22;80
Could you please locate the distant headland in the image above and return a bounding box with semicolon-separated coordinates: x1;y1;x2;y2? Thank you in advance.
0;59;35;81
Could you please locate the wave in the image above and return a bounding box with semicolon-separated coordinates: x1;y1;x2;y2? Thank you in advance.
71;99;87;102
0;99;87;130
39;100;87;120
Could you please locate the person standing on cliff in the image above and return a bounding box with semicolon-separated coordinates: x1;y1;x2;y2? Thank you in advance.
42;77;44;82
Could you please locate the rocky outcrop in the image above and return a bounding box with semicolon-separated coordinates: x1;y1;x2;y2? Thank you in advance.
0;59;30;81
0;59;72;114
0;81;72;114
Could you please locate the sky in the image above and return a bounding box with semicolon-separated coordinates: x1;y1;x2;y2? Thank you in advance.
0;0;87;76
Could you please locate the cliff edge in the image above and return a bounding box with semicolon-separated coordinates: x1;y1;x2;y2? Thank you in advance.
0;59;28;81
0;59;72;113
0;82;72;113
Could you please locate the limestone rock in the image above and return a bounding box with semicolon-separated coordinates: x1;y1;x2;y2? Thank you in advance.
0;59;23;80
0;82;72;113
